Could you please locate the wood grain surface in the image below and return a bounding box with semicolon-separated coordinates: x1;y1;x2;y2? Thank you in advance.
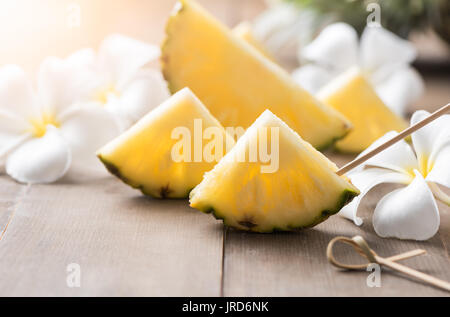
0;178;223;296
0;0;449;297
223;183;450;297
0;161;448;296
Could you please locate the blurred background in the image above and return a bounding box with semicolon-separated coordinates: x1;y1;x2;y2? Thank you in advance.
1;0;448;113
0;0;264;73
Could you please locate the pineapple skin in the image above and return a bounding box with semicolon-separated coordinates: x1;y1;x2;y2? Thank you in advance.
98;154;192;199
190;188;358;233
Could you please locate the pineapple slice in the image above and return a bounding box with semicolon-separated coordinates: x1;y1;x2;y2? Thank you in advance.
97;88;234;199
190;110;359;232
318;68;408;153
232;22;273;60
162;0;351;150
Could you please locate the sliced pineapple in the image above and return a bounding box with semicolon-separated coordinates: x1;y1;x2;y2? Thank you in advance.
318;68;408;153
97;88;234;198
232;22;273;60
190;110;359;232
162;0;351;150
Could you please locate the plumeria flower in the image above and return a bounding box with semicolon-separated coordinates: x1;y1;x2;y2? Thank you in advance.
251;2;322;62
339;110;450;240
68;34;170;129
292;23;424;116
0;60;121;184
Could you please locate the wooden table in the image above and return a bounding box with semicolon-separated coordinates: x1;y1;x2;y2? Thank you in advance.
0;0;449;297
0;154;449;296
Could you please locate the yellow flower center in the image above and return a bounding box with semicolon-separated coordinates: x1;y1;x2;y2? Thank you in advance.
418;154;434;178
404;167;416;179
404;154;433;180
96;84;120;104
29;112;60;138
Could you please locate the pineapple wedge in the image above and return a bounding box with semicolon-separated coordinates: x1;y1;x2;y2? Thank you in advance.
190;110;359;232
97;88;234;198
318;68;408;153
162;0;351;150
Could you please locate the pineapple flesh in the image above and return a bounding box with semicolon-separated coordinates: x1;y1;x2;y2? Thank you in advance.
162;0;352;150
319;68;408;153
97;88;234;199
190;110;360;232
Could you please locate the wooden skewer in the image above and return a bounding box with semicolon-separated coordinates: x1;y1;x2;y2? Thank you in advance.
337;103;450;176
385;249;426;263
376;256;450;292
327;236;450;292
327;236;426;270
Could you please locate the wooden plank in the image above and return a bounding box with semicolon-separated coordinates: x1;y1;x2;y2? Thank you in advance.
222;155;450;296
438;191;450;260
0;177;27;237
0;176;223;296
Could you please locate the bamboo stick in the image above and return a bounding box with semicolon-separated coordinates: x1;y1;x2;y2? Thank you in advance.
327;235;450;292
337;103;450;176
377;256;450;292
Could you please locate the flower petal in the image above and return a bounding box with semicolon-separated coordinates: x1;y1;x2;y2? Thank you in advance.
251;3;311;59
428;182;450;206
0;109;29;144
301;23;359;71
352;131;418;175
102;95;131;131
0;133;31;167
38;57;99;116
252;3;300;42
339;167;411;225
374;67;424;116
0;64;37;119
291;64;333;93
59;104;121;178
360;26;417;73
426;144;450;188
98;34;160;87
6;126;71;183
66;48;97;68
118;69;170;123
373;171;440;240
411;110;450;175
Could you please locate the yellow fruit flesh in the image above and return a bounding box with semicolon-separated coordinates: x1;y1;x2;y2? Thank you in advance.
319;68;408;153
97;88;234;198
162;0;351;150
190;110;359;232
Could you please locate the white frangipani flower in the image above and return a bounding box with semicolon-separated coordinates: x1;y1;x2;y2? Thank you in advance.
68;34;170;129
339;110;450;240
0;61;121;183
251;2;322;62
293;23;424;116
